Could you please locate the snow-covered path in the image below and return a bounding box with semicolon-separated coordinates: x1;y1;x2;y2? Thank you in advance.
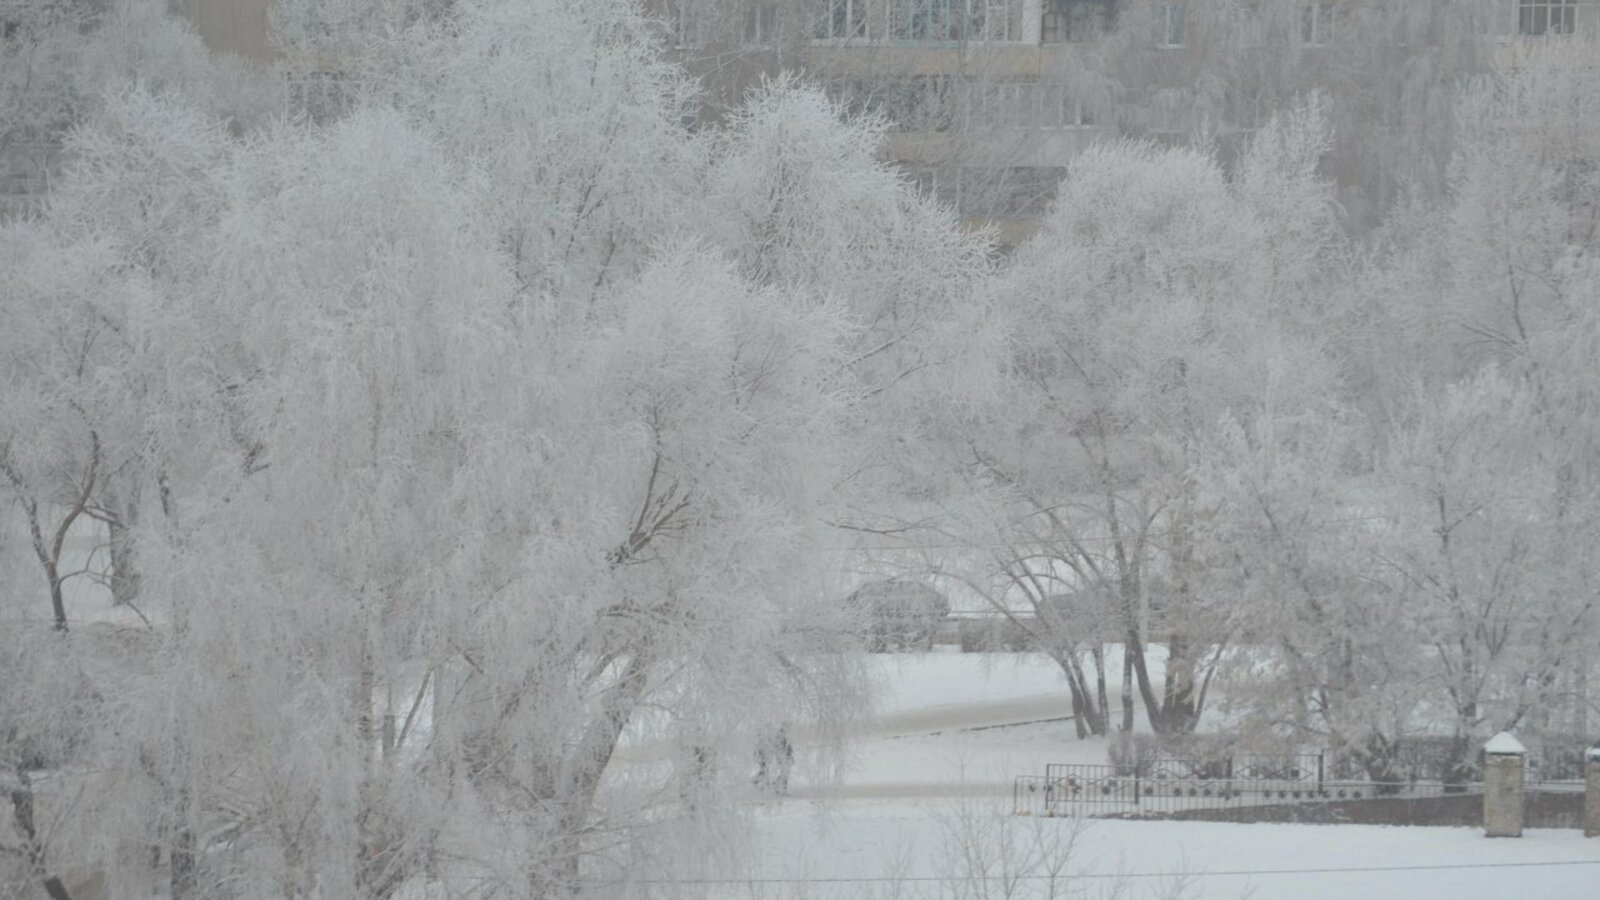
862;693;1074;739
784;653;1111;800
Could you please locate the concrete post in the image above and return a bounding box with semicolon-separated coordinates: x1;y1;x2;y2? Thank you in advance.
1584;747;1600;838
1483;732;1526;838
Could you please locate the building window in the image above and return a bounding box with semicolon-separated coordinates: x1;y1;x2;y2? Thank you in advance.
957;81;1095;130
743;2;778;45
1300;2;1334;45
978;0;1024;40
665;0;702;48
953;80;1094;130
1156;3;1187;48
1518;0;1577;35
1037;83;1095;128
888;0;1020;42
891;0;966;41
816;0;868;40
965;81;1032;128
1237;2;1266;47
827;78;875;118
838;78;961;129
1043;0;1109;43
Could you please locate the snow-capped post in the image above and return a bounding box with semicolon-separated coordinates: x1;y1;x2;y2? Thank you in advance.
1483;732;1526;838
1584;746;1600;838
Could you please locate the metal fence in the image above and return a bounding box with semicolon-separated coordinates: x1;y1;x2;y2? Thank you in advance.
1322;736;1595;783
1525;779;1587;828
1015;750;1591;826
1014;756;1477;820
1527;742;1596;781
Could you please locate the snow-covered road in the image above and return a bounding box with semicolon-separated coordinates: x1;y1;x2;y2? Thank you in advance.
861;693;1075;739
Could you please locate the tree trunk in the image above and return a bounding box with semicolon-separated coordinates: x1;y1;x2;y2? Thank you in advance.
1121;648;1136;731
1066;676;1089;739
1124;626;1167;733
1053;648;1105;738
108;508;140;606
16;497;71;631
354;636;375;757
538;648;653;895
170;820;197;900
10;776;78;900
1358;734;1406;794
1094;644;1110;732
1081;654;1107;736
46;561;69;633
6;430;99;631
1162;633;1199;733
1576;661;1590;736
1082;694;1106;736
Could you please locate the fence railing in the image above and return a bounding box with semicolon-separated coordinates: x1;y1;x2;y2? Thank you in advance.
1526;779;1587;828
1016;751;1593;827
1015;757;1490;819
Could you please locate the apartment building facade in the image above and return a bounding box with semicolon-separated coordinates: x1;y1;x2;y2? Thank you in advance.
656;0;1600;234
4;1;1597;227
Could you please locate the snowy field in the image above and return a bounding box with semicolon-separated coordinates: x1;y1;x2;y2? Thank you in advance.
725;801;1600;900
781;650;1160;798
705;653;1600;900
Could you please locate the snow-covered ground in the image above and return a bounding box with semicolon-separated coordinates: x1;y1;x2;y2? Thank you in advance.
730;800;1599;900
785;651;1153;799
711;652;1600;900
871;651;1093;719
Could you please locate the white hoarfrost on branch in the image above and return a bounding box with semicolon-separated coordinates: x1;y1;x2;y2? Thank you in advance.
1;2;995;897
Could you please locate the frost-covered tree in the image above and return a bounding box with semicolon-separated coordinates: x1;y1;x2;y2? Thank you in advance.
968;105;1341;736
364;0;703;301
1227;40;1600;773
1219;369;1596;781
1364;39;1600;753
0;223;126;630
1;1;277;621
1104;0;1500;225
0;0;98;215
1;0;278;217
0;82;233;621
1200;405;1422;781
1;3;998;897
1376;372;1594;770
658;0;1113;241
702;76;1003;498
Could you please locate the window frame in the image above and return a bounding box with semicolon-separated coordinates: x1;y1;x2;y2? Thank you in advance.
742;1;779;46
889;0;964;42
1300;1;1335;46
1155;2;1188;49
665;0;703;48
1517;0;1578;36
815;0;869;41
887;0;1024;43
